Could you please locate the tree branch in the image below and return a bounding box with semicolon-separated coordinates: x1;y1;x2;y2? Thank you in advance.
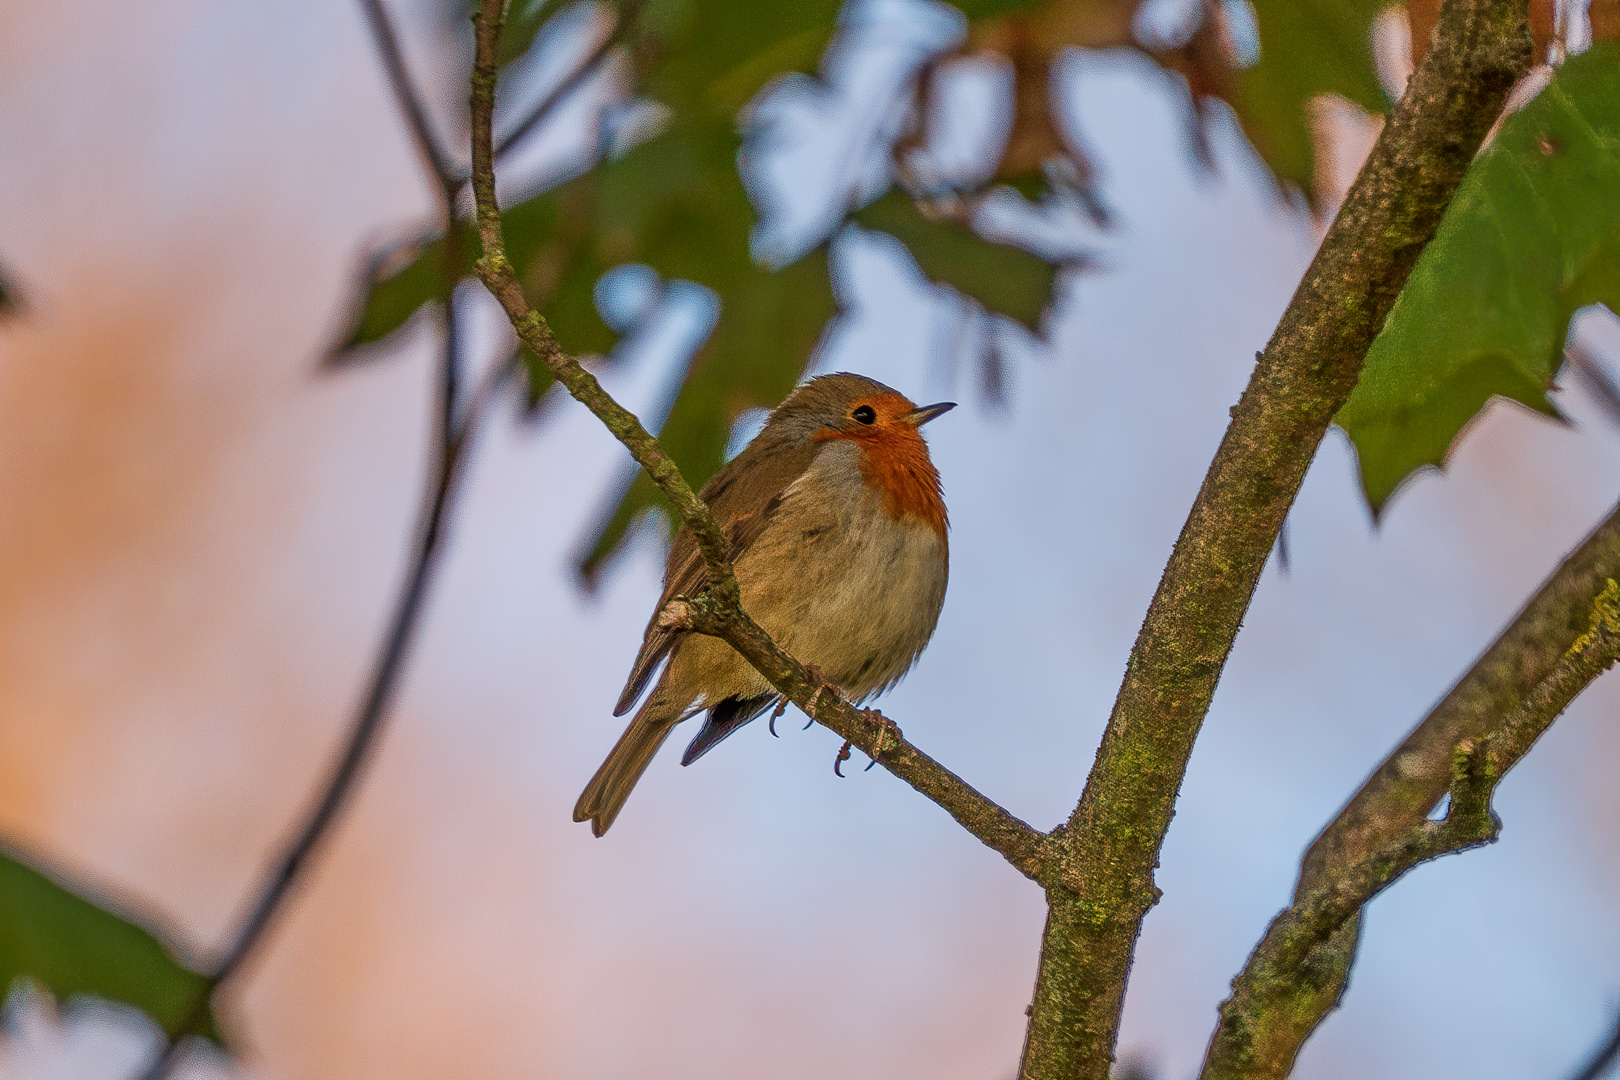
130;5;513;1077
1198;496;1620;1076
1016;0;1533;1074
467;0;1051;881
1203;579;1620;1079
1570;1007;1620;1080
357;0;459;191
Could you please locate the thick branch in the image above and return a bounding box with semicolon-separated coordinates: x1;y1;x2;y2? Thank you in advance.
1017;0;1532;1075
466;0;1049;879
1203;580;1620;1079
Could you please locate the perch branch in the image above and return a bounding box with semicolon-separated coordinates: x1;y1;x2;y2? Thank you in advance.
468;0;1050;881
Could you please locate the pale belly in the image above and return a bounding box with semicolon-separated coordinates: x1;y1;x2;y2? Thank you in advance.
659;442;948;711
731;452;948;701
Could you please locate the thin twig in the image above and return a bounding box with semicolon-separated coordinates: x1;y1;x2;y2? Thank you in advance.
354;0;466;424
1571;1007;1620;1080
467;0;1052;880
1221;495;1620;1077
357;0;459;189
1203;580;1620;1079
131;5;500;1077
490;0;641;162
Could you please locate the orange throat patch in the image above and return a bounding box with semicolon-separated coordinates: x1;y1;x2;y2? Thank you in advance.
813;399;948;539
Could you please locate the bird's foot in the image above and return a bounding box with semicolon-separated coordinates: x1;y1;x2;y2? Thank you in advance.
767;696;789;738
833;739;853;778
803;664;831;711
861;710;901;772
800;665;845;730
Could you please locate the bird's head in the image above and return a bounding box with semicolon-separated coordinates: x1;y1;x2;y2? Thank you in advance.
764;372;955;445
764;373;955;535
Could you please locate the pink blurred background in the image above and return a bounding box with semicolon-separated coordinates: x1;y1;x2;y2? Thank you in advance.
2;1;1619;1078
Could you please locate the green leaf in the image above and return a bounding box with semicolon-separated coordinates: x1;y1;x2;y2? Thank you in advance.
496;0;563;68
0;846;220;1042
1231;0;1391;193
852;189;1057;330
639;0;1052;116
639;0;838;114
1338;45;1620;512
338;235;451;353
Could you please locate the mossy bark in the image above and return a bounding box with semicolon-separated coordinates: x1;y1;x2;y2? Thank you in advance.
1017;0;1532;1075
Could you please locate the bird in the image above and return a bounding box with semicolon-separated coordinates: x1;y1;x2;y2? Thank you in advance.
573;372;955;836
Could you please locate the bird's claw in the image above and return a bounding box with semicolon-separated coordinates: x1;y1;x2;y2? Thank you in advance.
801;664;846;730
864;710;902;759
767;697;788;738
803;664;831;715
833;740;853;778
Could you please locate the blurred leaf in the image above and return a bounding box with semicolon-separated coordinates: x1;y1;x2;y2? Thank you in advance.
967;0;1139;177
640;0;838;115
965;0;1388;195
1596;0;1620;41
1152;0;1388;196
0;846;219;1042
1337;45;1620;512
497;0;563;67
853;190;1056;330
339;235;451;353
1408;0;1441;69
1224;0;1390;194
1000;172;1049;200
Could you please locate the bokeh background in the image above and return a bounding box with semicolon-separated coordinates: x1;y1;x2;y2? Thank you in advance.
2;1;1619;1078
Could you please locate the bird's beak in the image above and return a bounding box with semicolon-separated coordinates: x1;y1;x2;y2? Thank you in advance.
903;401;957;427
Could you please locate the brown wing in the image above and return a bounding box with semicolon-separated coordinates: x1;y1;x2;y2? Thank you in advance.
612;437;821;716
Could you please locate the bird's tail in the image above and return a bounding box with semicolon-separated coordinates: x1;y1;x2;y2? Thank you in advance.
573;694;684;837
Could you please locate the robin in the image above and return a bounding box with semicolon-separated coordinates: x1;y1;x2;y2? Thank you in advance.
574;372;955;836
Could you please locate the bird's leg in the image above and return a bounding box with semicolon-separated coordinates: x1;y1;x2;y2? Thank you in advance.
767;696;789;738
860;708;903;768
800;664;842;730
802;664;831;716
796;667;868;778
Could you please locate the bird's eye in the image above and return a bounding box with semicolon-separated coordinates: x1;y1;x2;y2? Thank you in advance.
852;405;877;425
